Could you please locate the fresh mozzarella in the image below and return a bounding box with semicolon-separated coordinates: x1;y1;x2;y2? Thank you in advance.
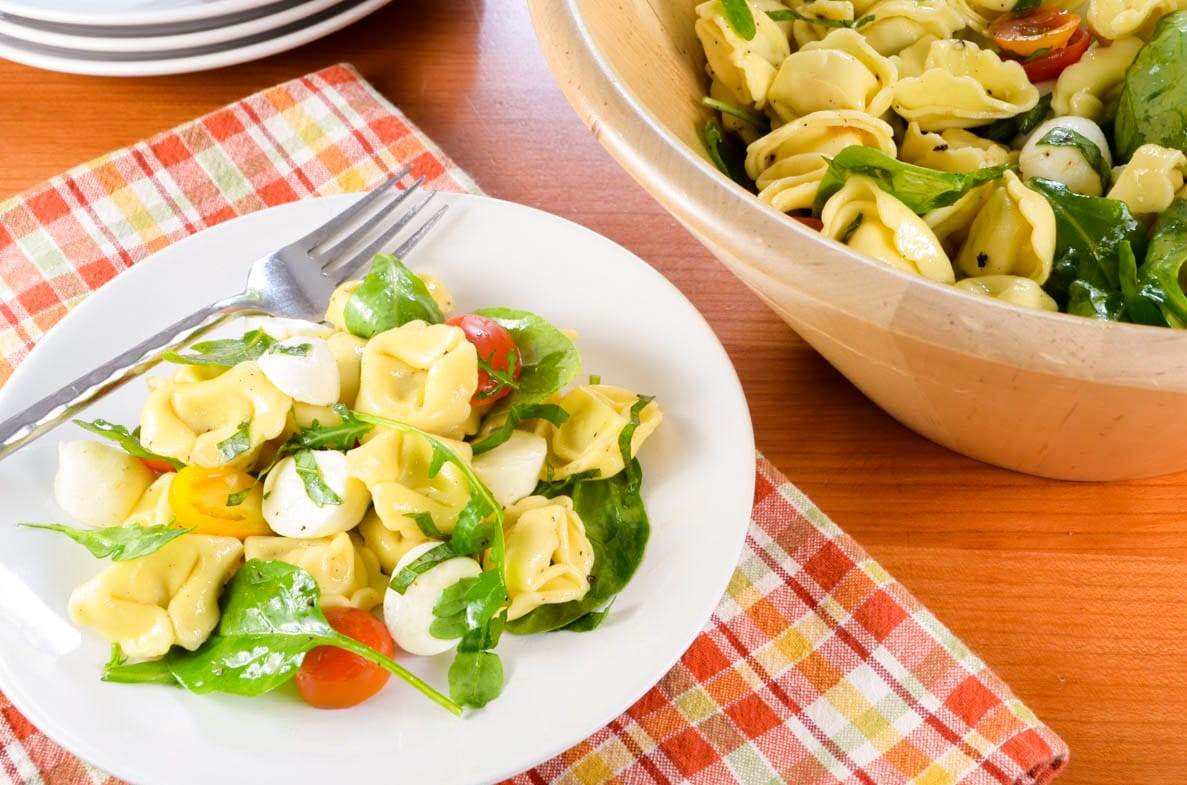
257;337;341;406
1020;117;1112;196
472;431;548;507
240;316;334;341
383;542;484;655
54;441;155;527
262;450;369;538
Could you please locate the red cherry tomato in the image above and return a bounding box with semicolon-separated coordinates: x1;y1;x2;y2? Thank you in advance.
991;8;1080;57
793;215;824;231
1018;26;1093;82
140;457;176;474
446;314;522;405
296;608;396;709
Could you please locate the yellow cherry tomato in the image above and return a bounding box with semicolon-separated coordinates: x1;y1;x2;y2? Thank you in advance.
168;466;270;539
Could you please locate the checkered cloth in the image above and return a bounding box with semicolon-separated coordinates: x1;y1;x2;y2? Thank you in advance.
0;65;1068;785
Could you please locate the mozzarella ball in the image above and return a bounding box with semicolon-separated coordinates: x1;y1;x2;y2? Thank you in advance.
262;450;369;538
472;431;548;508
240;316;334;341
257;337;341;406
383;541;483;656
54;440;155;527
1020;117;1112;196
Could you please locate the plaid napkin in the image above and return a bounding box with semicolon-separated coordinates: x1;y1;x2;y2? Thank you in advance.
0;65;1068;785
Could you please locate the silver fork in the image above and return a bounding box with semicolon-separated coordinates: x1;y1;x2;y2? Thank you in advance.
0;167;449;461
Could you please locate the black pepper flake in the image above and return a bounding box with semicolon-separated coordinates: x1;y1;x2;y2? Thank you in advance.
976;252;989;269
932;143;950;152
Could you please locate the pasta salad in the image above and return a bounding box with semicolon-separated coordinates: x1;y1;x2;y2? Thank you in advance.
697;0;1187;326
26;254;662;715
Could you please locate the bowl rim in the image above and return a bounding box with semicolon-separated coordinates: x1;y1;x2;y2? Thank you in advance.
528;0;1187;389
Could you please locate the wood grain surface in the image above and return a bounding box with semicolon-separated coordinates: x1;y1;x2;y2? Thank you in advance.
0;1;1181;781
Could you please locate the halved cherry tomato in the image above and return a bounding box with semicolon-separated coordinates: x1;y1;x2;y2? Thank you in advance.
1019;26;1092;82
794;215;824;231
168;465;270;538
991;8;1080;57
446;314;522;405
296;608;396;709
140;457;177;474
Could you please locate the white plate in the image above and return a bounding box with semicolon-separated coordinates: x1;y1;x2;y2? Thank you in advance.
0;193;755;785
0;0;390;76
0;0;281;27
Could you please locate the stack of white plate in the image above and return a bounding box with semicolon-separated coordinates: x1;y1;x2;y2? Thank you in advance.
0;0;392;76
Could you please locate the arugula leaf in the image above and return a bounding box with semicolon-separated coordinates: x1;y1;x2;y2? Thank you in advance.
164;329;274;367
1135;198;1187;327
447;651;504;708
407;511;446;539
766;8;875;28
475;350;522;403
73;419;184;470
1115;11;1187;161
431;571;504;644
106;644;127;669
532;468;601;498
618;395;655;491
20;522;192;561
974;94;1053;144
473;308;581;405
700;118;752;189
292;450;343;506
701;96;770;132
812;146;1012;215
216;420;252;463
103;560;461;715
284;404;373;452
343;253;443;339
1035;127;1111;191
720;0;756;39
471;403;569;455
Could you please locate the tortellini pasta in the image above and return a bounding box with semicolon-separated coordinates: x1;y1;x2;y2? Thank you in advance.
1087;0;1184;41
790;0;856;48
534;385;662;481
346;429;474;535
124;472;176;528
857;0;966;56
767;29;897;122
955;275;1059;311
892;39;1039;130
244;532;386;610
68;534;243;659
694;0;790;108
501;495;595;622
1052;38;1144;123
746;110;897;212
1107;144;1187;216
354;320;478;439
900;123;1014;173
140;361;291;468
956;171;1056;283
821;176;956;283
358;508;428;573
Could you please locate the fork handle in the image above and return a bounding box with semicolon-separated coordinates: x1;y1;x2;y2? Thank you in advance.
0;295;258;462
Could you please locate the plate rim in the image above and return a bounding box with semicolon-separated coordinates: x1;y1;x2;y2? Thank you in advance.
0;0;283;28
0;192;757;785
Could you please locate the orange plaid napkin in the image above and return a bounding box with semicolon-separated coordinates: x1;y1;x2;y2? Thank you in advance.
0;64;1068;785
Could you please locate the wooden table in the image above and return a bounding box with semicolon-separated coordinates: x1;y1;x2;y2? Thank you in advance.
0;1;1180;781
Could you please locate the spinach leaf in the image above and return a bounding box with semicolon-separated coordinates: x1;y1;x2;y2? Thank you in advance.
507;460;650;634
473;308;581;405
766;8;875;28
1115;12;1187;161
701;96;769;132
1118;241;1169;326
163;329;274;367
974;95;1053;144
1027;178;1147;312
73;419;184;470
618;395;655;491
1136;198;1187;326
343;253;444;339
292;449;343;506
447;651;504;708
720;0;756;39
562;600;614;633
471;403;569;455
1035;127;1111;190
407;511;446;539
216;420;252;463
21;522;192;561
812;146;1012;215
700;118;752;189
103;560;461;715
1068;280;1125;320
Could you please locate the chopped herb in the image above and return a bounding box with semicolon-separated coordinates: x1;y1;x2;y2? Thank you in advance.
267;342;312;357
766;8;875;28
475;349;522;402
701;96;769;132
976;252;989;269
407;511;446;539
226;488;252;507
1035;126;1112;191
589;374;602;385
721;0;756;39
618;395;655;492
292;450;342;507
700;118;752;189
216;420;253;462
839;213;864;244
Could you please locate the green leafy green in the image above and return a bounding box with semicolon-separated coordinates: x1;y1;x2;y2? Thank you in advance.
618;395;655;491
701;96;769;132
1115;12;1187;161
1013;0;1041;10
700;118;752;189
1068;280;1125;320
471;403;569;455
21;522;192;561
447;651;504;708
473;308;581;405
1135;198;1187;326
974;95;1053;144
1035;127;1111;191
533;468;601;498
343;253;444;339
292;449;343;506
766;8;874;28
563;600;615;633
163;329;275;367
106;644;127;669
103;560;461;715
216;419;252;463
286;405;373;452
812;146;1012;215
1118;241;1169;326
73;419;184;470
475;350;522;403
720;0;756;39
268;342;311;357
225;489;251;507
407;511;446;539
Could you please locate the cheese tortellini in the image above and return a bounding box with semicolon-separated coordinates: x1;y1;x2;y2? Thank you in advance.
956;171;1056;282
695;0;790;108
857;0;965;56
955;276;1059;312
244;532;386;610
1052;38;1144;123
68;534;243;658
900;123;1014;174
534;385;663;481
1087;0;1185;40
768;30;897;122
501;496;595;621
1108;144;1187;216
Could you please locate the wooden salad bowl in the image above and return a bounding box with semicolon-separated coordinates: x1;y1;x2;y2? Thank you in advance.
527;0;1187;481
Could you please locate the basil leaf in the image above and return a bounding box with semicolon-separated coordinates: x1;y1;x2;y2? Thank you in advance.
21;522;192;561
766;8;875;28
618;395;655;492
103;560;461;715
216;420;252;463
164;329;274;367
407;511;446;539
974;95;1053;144
447;651;504;708
700;118;752;189
471;403;569;455
291;450;343;506
343;253;443;339
390;542;459;593
1035;127;1111;191
812;146;1012;215
1136;198;1187;327
284;404;373;452
720;0;756;39
268;342;311;357
1115;12;1187;162
701;96;769;132
473;308;581;405
225;488;251;507
73;419;184;470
